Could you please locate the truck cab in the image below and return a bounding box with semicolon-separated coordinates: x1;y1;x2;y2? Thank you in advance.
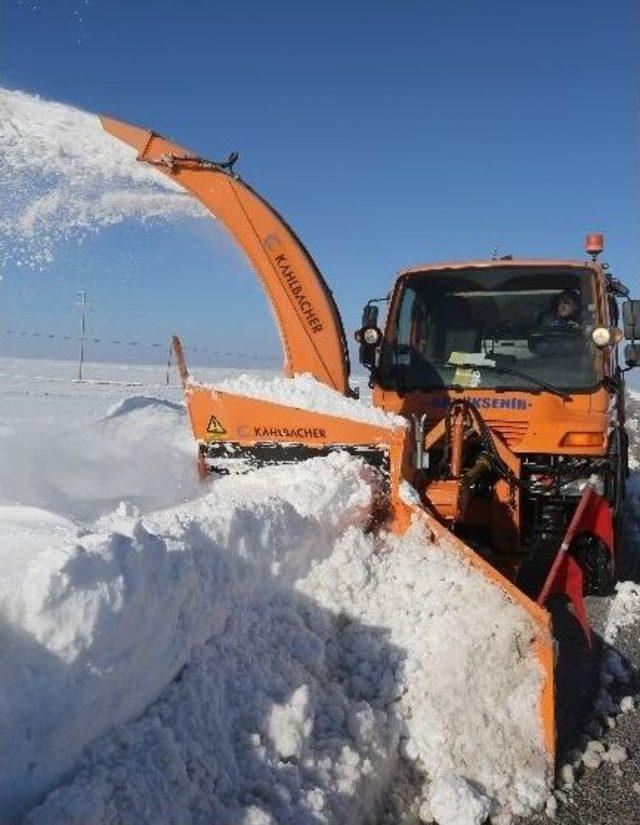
357;241;638;591
374;258;615;451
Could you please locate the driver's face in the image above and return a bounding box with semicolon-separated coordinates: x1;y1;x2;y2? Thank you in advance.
557;297;577;318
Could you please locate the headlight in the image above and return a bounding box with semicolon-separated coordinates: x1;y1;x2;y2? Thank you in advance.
560;431;604;447
363;326;382;345
591;326;611;347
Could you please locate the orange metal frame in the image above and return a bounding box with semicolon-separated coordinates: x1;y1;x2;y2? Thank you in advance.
100;116;351;395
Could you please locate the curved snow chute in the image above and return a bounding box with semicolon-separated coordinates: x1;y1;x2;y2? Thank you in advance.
99;116;351;395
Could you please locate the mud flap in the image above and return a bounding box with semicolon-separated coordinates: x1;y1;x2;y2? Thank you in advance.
536;486;614;645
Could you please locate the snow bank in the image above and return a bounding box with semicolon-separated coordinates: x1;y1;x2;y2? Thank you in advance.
0;395;199;522
0;87;204;268
0;382;551;823
25;568;398;824
20;515;549;824
298;521;550;820
0;453;373;822
206;372;406;428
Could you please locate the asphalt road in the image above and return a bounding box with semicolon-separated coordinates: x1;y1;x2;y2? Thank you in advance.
527;595;640;825
378;592;640;825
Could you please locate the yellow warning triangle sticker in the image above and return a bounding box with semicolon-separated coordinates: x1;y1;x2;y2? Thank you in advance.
206;415;227;435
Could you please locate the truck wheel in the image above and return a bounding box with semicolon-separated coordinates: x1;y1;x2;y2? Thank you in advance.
614;503;639;583
605;427;628;517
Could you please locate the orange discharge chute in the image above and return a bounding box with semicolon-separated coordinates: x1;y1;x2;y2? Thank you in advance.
102;117;556;771
100;116;351;395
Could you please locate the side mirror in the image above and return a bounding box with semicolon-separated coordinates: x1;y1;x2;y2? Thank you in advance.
362;302;379;328
622;300;640;340
625;344;640;369
608;277;630;298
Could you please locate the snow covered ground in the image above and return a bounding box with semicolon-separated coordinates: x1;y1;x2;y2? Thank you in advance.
0;358;556;825
0;357;259;523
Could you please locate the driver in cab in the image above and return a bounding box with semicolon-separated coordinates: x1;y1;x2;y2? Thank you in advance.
539;290;582;330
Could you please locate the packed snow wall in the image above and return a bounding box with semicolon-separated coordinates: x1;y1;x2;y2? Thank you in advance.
0;393;552;824
0;446;373;821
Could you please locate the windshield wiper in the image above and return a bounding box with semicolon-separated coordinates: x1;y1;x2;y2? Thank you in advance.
446;362;572;401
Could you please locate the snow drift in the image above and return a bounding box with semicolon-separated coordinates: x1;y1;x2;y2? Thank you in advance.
0;366;563;823
0;452;373;822
18;505;550;824
0;395;200;523
0;397;550;824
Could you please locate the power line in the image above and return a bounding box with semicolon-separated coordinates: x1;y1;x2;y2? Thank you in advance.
1;327;281;362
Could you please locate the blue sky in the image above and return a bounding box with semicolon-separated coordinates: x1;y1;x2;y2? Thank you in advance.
1;0;638;369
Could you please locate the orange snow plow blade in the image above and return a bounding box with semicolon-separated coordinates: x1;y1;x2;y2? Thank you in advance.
402;501;556;761
172;337;556;764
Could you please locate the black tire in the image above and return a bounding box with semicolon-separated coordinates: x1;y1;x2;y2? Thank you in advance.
614;502;640;583
604;426;628;518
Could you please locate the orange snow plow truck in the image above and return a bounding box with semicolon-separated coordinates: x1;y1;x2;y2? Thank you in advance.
102;116;640;769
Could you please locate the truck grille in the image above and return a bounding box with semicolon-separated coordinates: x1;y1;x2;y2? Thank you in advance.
486;419;529;448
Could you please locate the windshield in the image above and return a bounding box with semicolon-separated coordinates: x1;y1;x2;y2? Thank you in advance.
378;266;601;393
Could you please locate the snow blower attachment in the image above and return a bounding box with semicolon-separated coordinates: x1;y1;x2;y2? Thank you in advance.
170;336;404;485
101;115;640;779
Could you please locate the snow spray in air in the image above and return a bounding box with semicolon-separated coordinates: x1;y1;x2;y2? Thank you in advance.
0;87;205;269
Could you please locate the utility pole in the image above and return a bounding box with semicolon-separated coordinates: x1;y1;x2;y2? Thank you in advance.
76;289;89;381
166;341;172;386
